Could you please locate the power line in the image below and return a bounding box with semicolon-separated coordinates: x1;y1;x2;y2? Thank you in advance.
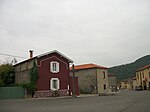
0;52;26;59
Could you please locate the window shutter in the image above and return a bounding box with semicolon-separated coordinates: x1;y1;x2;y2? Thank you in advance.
50;62;53;72
57;79;60;89
57;62;59;72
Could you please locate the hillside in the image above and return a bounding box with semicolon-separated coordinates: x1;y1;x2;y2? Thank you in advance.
108;55;150;81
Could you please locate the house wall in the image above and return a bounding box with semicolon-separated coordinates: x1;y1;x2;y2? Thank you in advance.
97;69;109;93
71;68;109;94
37;53;70;91
72;69;97;94
136;67;150;90
126;83;132;90
108;75;117;92
132;79;137;90
108;75;117;87
120;82;127;89
120;81;133;90
15;59;37;84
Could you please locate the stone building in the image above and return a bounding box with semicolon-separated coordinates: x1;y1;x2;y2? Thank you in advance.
70;63;109;94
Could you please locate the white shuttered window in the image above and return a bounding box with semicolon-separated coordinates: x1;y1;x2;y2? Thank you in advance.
50;61;59;73
50;78;60;90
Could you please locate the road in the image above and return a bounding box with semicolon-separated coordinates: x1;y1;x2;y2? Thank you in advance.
0;90;150;112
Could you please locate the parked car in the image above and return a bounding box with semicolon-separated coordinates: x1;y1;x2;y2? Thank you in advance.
135;86;143;91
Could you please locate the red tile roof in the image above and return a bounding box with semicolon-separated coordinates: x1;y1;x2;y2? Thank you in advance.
132;77;136;80
70;63;108;70
136;64;150;71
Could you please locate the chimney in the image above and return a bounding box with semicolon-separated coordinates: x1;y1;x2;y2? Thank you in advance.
29;50;33;59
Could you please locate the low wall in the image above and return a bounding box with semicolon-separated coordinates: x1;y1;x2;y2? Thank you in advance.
35;89;69;98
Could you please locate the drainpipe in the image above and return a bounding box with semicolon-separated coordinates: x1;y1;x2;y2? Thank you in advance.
72;64;76;98
96;69;98;94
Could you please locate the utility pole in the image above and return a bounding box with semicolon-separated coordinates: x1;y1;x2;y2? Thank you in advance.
72;64;76;98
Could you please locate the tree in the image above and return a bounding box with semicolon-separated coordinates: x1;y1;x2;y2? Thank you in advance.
30;61;38;85
0;64;15;87
29;61;38;94
108;55;150;81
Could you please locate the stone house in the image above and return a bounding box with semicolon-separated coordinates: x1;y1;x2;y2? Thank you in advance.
70;63;109;94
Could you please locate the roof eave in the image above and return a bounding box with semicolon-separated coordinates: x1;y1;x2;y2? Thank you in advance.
37;50;73;63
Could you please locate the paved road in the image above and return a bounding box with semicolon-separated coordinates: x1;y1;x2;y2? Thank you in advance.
0;90;150;112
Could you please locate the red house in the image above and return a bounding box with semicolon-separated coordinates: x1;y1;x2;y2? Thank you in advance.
14;50;79;97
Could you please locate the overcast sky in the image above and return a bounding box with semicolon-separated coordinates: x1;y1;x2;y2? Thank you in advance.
0;0;150;67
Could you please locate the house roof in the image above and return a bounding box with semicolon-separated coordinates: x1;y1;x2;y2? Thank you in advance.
71;63;108;70
37;50;73;63
14;50;73;66
132;77;136;80
136;64;150;71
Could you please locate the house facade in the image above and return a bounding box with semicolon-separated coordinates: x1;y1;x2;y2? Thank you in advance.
120;79;133;90
136;64;150;90
108;74;117;92
132;77;137;90
15;50;79;97
70;63;109;94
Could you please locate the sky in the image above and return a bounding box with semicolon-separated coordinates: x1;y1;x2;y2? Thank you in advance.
0;0;150;67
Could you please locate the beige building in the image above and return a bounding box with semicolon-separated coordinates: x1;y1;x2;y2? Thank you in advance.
70;63;109;94
132;77;137;90
120;79;133;90
136;64;150;90
120;81;127;89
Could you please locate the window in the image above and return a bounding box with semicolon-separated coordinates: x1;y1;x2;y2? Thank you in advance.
50;61;59;73
136;73;138;79
104;84;106;90
53;80;57;89
50;78;60;90
103;71;105;79
142;72;144;79
140;73;142;81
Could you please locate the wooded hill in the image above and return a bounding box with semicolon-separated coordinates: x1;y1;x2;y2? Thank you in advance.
108;55;150;81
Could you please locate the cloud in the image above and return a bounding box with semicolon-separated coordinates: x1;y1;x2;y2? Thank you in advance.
0;0;150;66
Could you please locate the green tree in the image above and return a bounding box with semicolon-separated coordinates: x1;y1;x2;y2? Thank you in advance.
29;61;38;94
108;55;150;81
30;61;38;85
0;64;15;87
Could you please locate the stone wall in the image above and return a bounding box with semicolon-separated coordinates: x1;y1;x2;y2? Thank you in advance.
35;89;69;98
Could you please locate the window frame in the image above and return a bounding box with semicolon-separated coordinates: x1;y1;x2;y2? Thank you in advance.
103;71;106;79
104;84;106;90
50;78;60;90
50;61;59;73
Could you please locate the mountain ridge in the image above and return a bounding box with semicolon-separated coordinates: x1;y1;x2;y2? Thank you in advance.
108;55;150;81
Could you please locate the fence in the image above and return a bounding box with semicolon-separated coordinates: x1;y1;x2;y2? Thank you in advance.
0;87;25;99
